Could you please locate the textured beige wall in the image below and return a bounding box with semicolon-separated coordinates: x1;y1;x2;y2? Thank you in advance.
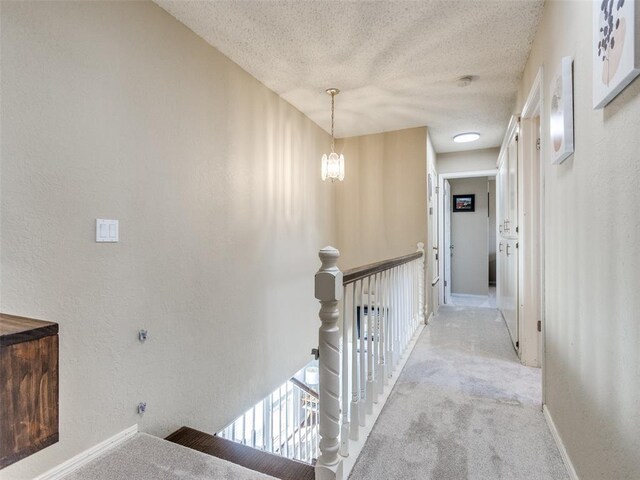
517;1;640;478
0;2;335;478
335;127;428;271
449;177;489;296
437;147;499;174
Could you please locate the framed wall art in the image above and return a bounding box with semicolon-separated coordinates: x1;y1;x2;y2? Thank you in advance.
453;194;475;212
550;56;574;164
593;0;640;108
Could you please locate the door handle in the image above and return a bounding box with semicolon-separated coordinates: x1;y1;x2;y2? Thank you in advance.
449;244;454;257
499;224;503;233
506;244;512;256
499;243;504;252
504;219;510;232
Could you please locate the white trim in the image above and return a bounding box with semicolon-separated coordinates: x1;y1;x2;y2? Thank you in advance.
439;169;498;179
520;65;547;398
426;311;434;325
499;116;521;161
543;406;579;480
437;169;498;305
522;67;543;119
34;425;138;480
341;323;425;478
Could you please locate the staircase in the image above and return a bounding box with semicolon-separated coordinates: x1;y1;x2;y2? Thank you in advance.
168;245;426;480
166;427;315;480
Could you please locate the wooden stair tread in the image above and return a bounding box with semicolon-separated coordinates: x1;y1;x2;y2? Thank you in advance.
165;426;315;480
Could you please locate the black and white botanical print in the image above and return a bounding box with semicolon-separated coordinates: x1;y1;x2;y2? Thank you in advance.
597;0;627;86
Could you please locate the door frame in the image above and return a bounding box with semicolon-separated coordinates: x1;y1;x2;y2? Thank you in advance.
443;180;451;303
438;169;498;306
520;66;545;402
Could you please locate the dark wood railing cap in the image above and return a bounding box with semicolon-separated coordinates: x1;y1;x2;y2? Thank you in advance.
289;377;319;399
342;251;423;285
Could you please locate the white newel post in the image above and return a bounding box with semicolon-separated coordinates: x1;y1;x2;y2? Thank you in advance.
417;242;426;324
315;247;344;480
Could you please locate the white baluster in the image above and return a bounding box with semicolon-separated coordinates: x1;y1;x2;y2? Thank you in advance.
251;406;256;448
373;272;381;402
376;272;384;396
314;247;344;480
366;274;374;414
382;269;389;385
350;280;360;441
390;267;396;372
305;396;310;462
358;278;366;427
294;388;300;459
286;384;290;457
340;283;349;457
279;385;284;454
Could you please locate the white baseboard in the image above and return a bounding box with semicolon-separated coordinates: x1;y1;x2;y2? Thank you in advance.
34;425;138;480
543;405;579;480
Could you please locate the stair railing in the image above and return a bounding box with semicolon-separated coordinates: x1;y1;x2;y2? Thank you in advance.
218;376;320;464
314;243;426;480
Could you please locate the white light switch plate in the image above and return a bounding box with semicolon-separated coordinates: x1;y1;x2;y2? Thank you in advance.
96;219;119;242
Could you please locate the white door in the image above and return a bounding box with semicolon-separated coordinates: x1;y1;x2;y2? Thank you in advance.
443;180;452;303
504;240;519;348
428;170;440;314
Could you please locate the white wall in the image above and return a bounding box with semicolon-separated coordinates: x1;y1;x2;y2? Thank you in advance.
516;1;640;478
437;147;499;174
449;177;488;296
0;2;335;478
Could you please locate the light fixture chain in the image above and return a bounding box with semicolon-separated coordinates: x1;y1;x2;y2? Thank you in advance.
331;91;335;152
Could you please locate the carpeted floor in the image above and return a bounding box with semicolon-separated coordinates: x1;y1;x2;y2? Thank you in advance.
348;306;568;480
65;433;277;480
449;286;497;309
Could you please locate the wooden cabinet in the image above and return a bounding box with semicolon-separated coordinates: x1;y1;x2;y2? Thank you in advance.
0;314;59;469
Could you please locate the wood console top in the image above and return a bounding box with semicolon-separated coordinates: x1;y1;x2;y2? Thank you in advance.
0;313;58;347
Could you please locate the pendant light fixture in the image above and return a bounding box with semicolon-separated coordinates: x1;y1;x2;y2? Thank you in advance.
321;88;345;182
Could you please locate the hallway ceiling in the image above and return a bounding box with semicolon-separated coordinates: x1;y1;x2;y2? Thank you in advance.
155;1;544;153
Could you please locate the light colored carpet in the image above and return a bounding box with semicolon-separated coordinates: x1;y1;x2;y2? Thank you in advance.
449;287;497;309
348;306;569;480
65;433;276;480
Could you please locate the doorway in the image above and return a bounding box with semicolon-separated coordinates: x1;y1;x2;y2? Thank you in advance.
439;170;498;308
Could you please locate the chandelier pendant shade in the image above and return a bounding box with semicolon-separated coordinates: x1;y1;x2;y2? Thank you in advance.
321;88;345;182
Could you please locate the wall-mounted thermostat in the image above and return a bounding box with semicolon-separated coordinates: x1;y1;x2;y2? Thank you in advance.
96;219;119;243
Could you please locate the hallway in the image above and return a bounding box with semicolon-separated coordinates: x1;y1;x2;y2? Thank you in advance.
349;306;567;480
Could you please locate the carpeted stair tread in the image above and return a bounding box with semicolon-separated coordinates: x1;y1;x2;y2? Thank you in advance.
166;426;315;480
64;432;278;479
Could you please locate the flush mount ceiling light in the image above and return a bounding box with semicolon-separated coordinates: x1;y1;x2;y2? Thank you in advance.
321;88;345;182
453;132;481;143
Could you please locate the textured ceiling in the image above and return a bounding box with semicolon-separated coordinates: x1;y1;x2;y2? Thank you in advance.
155;1;544;153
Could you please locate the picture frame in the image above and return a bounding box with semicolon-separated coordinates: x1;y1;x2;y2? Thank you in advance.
550;56;574;165
453;194;475;212
593;0;640;108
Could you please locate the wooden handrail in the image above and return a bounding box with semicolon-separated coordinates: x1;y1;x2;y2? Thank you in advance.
342;251;423;285
289;376;319;399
